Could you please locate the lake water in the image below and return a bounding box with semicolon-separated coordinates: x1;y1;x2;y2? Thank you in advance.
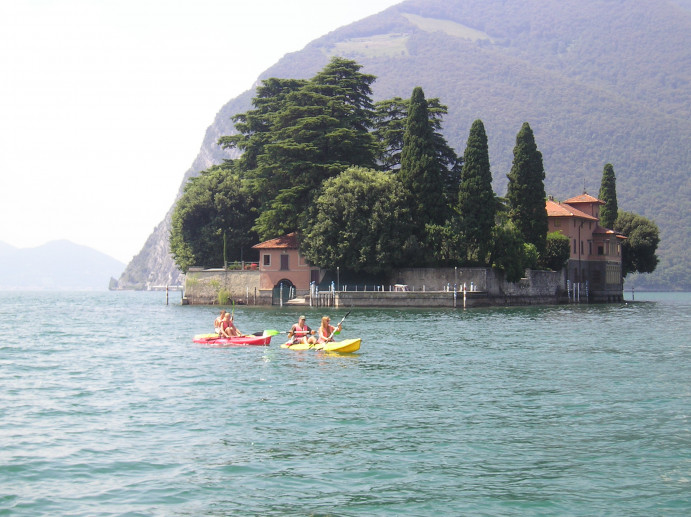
1;291;689;516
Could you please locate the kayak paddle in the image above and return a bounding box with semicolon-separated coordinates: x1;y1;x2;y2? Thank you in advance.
327;310;351;340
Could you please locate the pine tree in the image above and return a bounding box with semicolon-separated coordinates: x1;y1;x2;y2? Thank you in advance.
506;122;549;255
598;163;618;229
458;119;495;264
224;57;378;239
399;87;448;236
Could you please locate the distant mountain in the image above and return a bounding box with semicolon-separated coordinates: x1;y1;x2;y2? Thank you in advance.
118;0;691;290
0;240;125;290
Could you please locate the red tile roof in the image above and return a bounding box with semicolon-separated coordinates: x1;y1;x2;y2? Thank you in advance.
252;232;299;249
545;199;598;220
564;193;603;205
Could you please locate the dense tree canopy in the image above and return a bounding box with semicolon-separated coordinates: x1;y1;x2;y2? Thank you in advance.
539;231;572;271
170;164;258;272
220;57;377;240
506;122;549;256
615;211;660;277
489;221;529;283
299;167;414;274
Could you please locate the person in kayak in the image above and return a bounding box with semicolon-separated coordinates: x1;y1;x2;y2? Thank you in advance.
318;316;342;343
221;313;244;338
214;310;226;335
288;315;316;345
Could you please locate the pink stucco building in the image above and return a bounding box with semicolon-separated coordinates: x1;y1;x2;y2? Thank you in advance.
546;193;626;301
252;232;320;297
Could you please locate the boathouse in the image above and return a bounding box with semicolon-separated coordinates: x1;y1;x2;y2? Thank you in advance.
251;232;321;304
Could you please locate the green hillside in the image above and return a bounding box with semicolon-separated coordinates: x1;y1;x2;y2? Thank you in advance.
119;0;691;290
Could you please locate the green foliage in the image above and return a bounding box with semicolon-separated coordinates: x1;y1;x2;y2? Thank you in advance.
170;164;258;272
217;289;231;305
399;87;450;234
490;221;527;283
372;96;461;202
220;57;378;240
506;122;549;256
299;167;414;274
425;222;466;265
614;211;660;277
539;231;571;271
598;163;618;229
523;243;539;270
458;119;495;264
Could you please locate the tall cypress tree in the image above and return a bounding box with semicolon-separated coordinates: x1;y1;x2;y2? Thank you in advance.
399;87;448;236
598;163;618;229
506;122;548;255
458;119;495;264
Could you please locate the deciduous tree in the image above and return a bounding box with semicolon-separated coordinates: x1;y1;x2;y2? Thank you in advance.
300;167;414;274
614;211;660;277
170;164;258;272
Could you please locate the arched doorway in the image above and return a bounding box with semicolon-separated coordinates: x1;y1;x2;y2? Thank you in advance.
272;279;295;305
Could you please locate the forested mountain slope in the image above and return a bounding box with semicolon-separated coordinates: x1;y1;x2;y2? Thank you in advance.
117;0;691;290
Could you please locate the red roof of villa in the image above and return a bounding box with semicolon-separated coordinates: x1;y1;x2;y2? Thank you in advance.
545;199;598;220
564;193;604;205
252;232;299;249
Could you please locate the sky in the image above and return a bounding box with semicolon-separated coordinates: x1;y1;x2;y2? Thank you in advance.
0;0;401;264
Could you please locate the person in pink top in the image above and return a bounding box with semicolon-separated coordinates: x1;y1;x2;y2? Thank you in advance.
317;316;342;343
221;313;243;338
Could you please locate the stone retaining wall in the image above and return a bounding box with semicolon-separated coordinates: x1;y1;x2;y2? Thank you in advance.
183;268;263;305
183;267;569;307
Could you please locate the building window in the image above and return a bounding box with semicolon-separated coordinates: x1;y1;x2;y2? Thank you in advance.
588;241;592;255
598;245;604;255
280;254;289;270
554;219;561;227
263;254;271;267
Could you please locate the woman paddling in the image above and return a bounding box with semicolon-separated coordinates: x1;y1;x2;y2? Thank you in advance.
221;313;244;338
317;316;342;344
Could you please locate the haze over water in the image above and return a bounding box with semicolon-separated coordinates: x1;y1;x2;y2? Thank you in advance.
1;291;689;515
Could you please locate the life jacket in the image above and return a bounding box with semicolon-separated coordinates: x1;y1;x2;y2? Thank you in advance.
291;323;311;343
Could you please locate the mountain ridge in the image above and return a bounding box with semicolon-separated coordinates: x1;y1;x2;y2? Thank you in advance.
0;240;125;290
117;0;691;290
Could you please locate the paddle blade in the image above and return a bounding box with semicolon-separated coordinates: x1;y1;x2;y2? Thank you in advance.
263;329;281;336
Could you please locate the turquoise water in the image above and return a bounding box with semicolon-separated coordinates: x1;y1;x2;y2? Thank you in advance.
1;291;689;516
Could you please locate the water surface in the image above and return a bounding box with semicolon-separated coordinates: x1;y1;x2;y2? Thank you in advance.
1;291;689;515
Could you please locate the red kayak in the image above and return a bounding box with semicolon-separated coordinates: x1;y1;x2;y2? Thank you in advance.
192;334;271;347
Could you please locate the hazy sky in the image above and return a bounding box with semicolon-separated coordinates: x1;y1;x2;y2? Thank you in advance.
0;0;401;263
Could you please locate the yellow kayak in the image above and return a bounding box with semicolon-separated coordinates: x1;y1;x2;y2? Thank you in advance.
281;338;361;353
